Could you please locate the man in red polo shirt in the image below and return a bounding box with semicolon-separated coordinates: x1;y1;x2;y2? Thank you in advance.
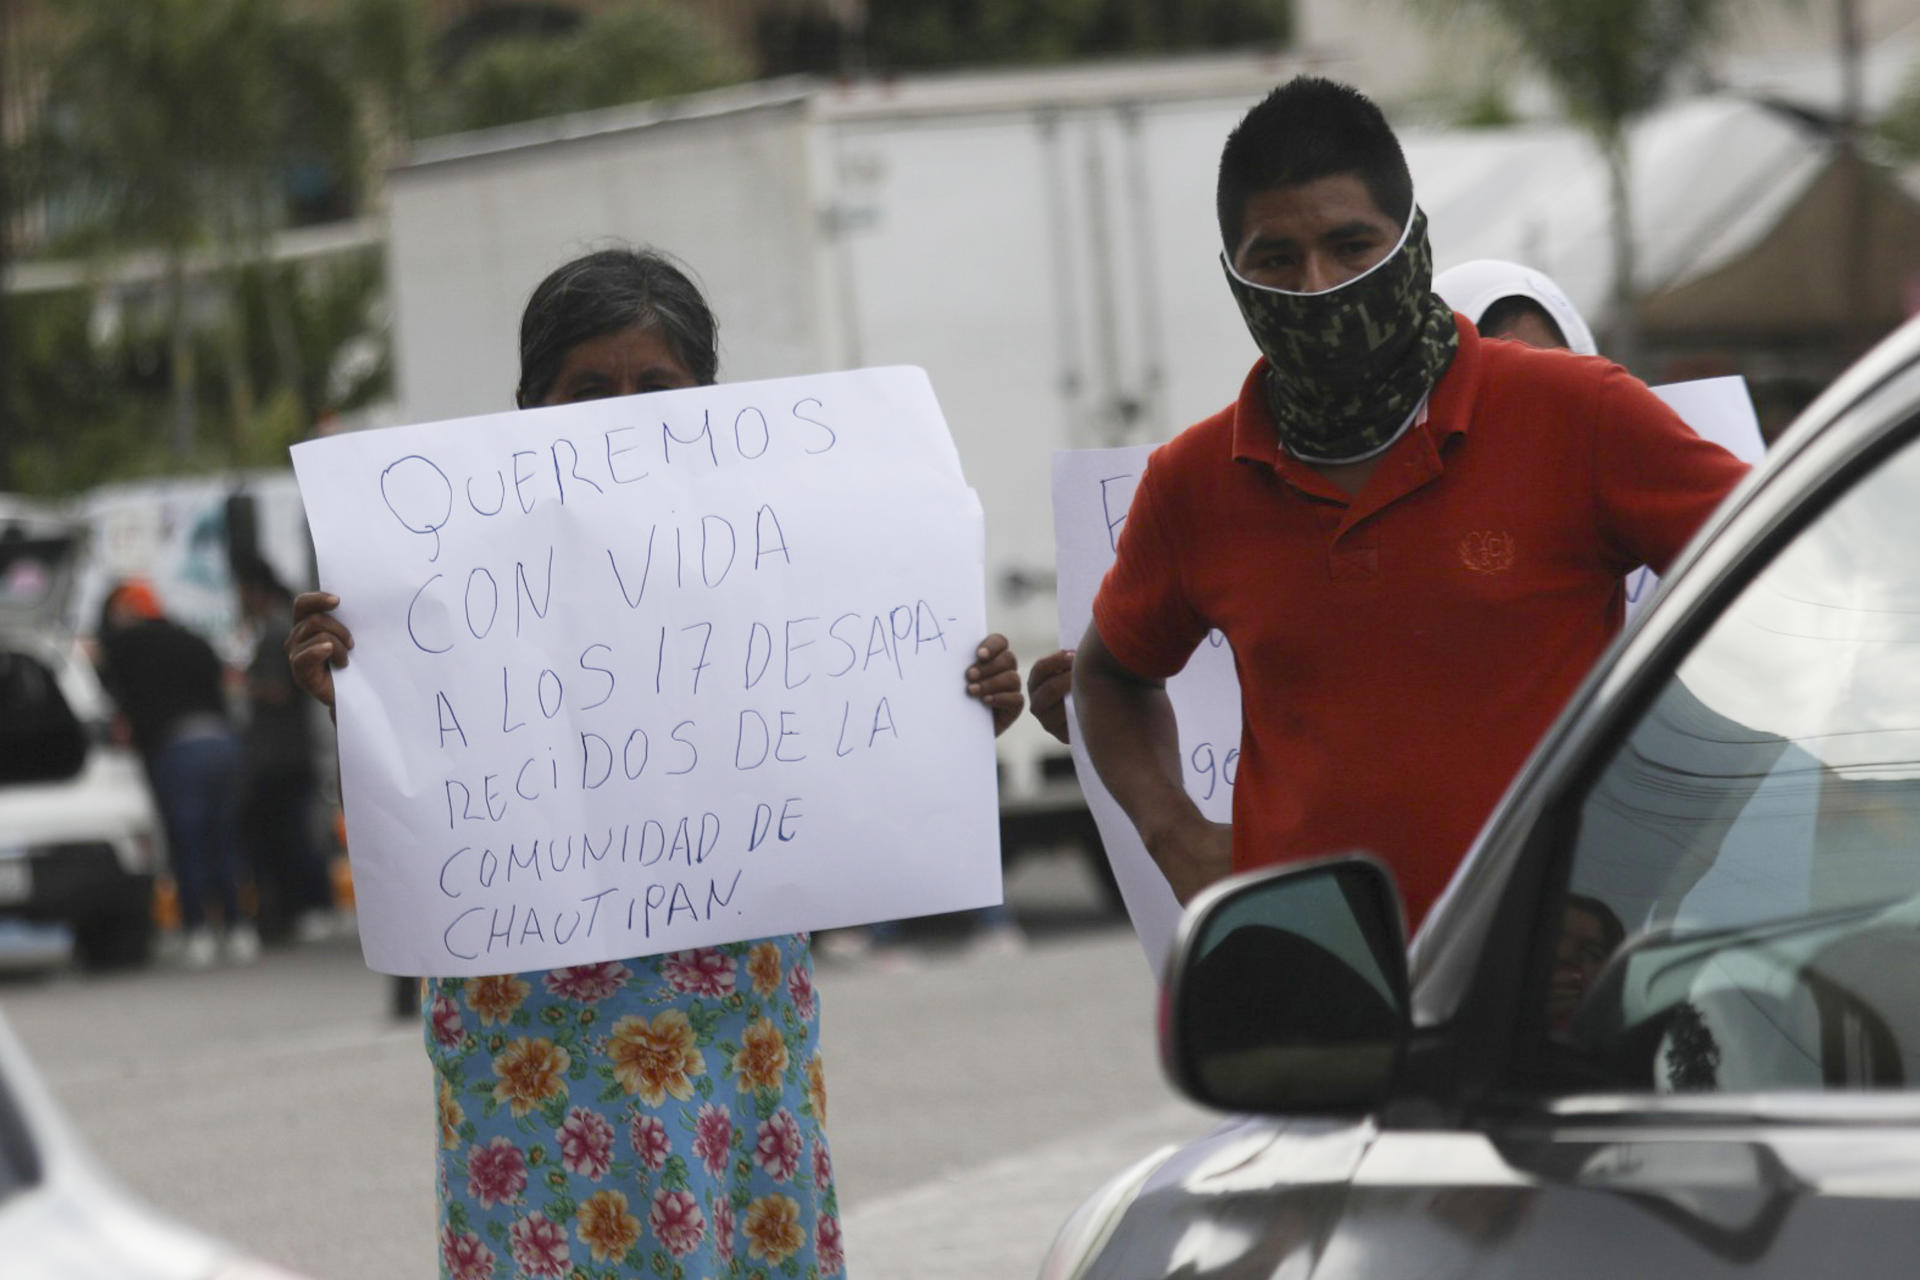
1072;77;1748;930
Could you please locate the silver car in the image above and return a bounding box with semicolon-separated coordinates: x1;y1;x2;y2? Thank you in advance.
1042;314;1920;1278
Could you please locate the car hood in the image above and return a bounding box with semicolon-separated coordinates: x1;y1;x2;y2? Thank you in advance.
1080;1114;1376;1280
1308;1122;1920;1280
1087;1113;1920;1279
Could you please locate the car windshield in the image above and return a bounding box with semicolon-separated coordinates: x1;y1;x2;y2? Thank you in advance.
1549;421;1920;1092
0;647;87;785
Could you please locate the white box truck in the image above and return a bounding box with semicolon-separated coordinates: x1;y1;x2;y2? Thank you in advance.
382;53;1313;902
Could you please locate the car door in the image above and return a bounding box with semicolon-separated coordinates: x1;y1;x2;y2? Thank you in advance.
1308;356;1920;1278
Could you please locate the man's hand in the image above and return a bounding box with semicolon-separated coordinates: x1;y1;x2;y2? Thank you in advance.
1026;648;1074;744
967;633;1025;738
1144;816;1235;905
286;591;352;712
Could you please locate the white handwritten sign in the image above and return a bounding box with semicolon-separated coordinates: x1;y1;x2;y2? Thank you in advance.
1057;377;1767;968
1052;448;1228;970
292;367;1001;976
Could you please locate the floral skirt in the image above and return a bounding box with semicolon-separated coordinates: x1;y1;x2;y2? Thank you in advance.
424;934;840;1279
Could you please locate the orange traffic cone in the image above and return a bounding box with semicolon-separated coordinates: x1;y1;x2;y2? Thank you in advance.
151;874;180;932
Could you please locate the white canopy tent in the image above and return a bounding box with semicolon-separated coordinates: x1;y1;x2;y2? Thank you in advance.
1404;95;1846;341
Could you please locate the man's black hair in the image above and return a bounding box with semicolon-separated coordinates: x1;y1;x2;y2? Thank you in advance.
1216;77;1414;251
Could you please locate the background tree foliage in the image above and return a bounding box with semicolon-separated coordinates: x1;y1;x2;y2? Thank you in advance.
757;0;1291;75
415;3;749;135
1;0;1294;497
7;0;406;490
3;257;391;495
1877;60;1920;160
1407;0;1739;368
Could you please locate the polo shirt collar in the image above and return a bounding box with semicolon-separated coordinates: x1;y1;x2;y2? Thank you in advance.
1231;313;1482;502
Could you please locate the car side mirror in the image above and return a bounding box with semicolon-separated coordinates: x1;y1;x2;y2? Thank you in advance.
1162;855;1410;1114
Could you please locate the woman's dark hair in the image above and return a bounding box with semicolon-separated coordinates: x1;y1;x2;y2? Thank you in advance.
1216;77;1414;251
1478;294;1569;349
514;247;720;407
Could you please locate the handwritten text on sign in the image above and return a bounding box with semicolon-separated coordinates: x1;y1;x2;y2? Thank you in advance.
293;367;1000;976
1052;447;1237;969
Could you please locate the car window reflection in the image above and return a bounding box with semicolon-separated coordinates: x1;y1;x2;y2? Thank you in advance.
1543;426;1920;1093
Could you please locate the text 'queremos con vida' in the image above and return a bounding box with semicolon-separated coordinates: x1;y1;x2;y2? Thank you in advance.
361;392;968;961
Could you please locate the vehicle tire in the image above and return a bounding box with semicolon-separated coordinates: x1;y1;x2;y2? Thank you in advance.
74;900;155;971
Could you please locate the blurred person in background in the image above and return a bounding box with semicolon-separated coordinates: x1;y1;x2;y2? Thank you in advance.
232;552;335;945
94;578;256;968
285;246;1026;1278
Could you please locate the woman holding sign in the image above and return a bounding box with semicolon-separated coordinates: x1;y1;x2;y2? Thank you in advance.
289;248;1026;1279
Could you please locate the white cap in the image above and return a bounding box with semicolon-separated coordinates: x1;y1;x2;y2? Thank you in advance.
1432;258;1599;357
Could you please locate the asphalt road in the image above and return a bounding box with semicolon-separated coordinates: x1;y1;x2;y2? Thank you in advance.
0;850;1216;1278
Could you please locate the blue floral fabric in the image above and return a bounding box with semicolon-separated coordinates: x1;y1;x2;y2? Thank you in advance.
424;933;839;1279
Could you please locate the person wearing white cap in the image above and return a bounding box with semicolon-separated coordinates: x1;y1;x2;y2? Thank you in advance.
1434;258;1599;356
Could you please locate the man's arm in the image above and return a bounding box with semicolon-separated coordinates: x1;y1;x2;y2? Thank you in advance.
1594;368;1752;574
1073;619;1232;904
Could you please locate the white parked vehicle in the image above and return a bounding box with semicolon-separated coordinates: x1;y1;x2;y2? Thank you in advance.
0;500;162;969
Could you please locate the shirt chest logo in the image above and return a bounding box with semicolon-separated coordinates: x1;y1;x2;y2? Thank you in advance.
1459;530;1517;574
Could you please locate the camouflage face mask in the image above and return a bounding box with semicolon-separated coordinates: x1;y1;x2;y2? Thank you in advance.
1222;205;1459;465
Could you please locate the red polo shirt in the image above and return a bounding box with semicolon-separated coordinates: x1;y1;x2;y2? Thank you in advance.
1092;317;1749;928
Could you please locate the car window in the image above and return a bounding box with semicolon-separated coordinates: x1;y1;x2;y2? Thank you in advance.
0;647;87;784
1543;425;1920;1093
